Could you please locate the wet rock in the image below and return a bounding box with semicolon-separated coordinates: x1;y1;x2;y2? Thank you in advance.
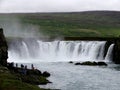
75;61;107;66
80;61;97;66
69;61;74;63
74;62;81;65
42;71;51;77
97;62;107;66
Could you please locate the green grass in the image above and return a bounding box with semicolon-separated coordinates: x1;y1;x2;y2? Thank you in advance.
0;66;49;90
0;11;120;37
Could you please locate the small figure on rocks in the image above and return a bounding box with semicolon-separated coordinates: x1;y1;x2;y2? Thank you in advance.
25;65;27;69
24;65;27;75
16;63;18;68
20;64;25;75
21;64;24;69
31;64;35;70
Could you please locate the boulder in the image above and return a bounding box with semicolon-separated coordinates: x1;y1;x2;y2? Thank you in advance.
97;62;107;66
74;62;81;65
42;71;51;77
75;61;107;66
69;61;74;63
80;61;97;66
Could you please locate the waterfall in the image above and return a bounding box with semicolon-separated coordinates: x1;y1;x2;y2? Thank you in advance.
105;44;114;61
8;39;113;63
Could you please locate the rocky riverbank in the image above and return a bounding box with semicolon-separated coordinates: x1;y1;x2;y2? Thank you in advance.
7;63;51;85
0;65;51;90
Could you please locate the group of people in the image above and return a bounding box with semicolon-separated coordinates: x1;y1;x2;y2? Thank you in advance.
7;62;35;75
20;64;35;75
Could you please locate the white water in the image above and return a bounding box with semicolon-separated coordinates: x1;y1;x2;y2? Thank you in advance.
8;39;114;63
35;62;120;90
105;44;114;61
36;62;120;90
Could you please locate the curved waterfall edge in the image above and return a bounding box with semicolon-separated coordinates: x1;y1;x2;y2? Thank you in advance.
7;39;114;63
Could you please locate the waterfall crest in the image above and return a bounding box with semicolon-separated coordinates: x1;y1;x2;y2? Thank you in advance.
8;39;113;63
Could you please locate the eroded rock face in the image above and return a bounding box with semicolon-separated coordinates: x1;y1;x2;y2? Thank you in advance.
105;39;120;64
0;28;8;66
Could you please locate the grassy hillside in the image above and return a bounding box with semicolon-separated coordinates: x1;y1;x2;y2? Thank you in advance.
0;11;120;37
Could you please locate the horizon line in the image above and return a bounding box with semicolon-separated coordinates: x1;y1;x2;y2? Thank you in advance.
0;10;120;14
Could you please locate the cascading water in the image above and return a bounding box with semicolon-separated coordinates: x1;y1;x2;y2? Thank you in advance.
8;39;113;63
105;44;114;61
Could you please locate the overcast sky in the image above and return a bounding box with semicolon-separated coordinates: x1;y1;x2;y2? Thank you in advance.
0;0;120;13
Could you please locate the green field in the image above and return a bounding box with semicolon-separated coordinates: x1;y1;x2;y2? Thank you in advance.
0;11;120;37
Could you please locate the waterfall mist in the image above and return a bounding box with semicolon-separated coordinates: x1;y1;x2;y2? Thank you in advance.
0;17;42;38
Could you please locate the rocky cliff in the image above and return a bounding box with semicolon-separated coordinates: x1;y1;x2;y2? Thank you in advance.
0;28;8;66
113;39;120;64
103;38;120;64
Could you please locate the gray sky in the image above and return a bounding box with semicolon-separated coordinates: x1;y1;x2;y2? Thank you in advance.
0;0;120;13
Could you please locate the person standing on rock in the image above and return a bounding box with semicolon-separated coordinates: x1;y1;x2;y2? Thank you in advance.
31;64;35;70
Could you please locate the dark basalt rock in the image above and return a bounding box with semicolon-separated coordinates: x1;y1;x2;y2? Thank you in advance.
80;61;97;66
42;71;51;77
27;69;42;75
69;61;74;63
20;75;50;85
97;62;107;66
21;70;51;85
75;61;107;66
0;28;8;66
74;62;81;65
9;67;51;85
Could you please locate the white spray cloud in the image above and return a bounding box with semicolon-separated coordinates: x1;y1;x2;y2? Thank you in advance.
0;0;120;13
0;17;42;38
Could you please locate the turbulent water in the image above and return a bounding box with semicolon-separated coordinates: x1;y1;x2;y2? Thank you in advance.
37;62;120;90
8;39;114;63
